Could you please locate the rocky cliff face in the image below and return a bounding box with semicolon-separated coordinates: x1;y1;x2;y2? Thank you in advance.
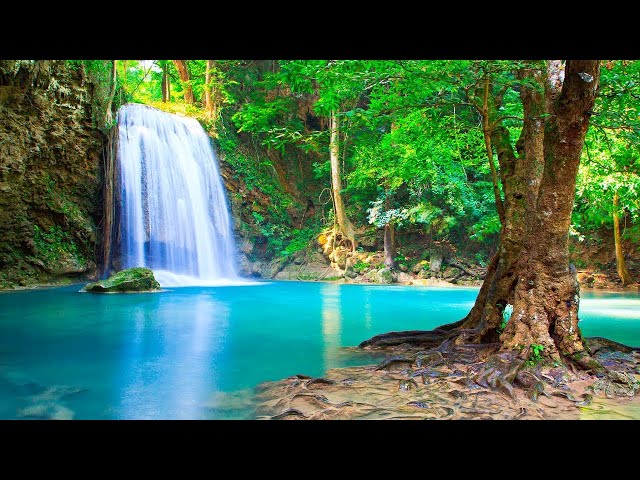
0;60;107;288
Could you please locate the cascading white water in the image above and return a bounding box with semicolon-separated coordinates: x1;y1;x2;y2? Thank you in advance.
117;103;241;286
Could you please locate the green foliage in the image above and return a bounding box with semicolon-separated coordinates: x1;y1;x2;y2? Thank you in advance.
526;344;546;366
33;225;83;265
77;58;640;273
572;61;640;242
281;227;318;257
352;260;369;274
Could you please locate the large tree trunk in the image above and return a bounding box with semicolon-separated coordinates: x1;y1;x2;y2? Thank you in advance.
454;61;600;362
161;61;170;102
329;110;356;251
172;60;194;104
500;60;601;359
613;191;633;286
460;65;546;339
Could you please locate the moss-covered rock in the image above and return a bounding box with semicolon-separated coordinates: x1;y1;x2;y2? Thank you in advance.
83;267;161;293
364;267;396;284
378;267;396;284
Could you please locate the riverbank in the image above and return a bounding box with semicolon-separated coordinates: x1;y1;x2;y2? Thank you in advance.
256;340;640;420
3;271;640;292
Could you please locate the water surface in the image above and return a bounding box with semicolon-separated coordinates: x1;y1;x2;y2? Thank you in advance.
1;282;638;419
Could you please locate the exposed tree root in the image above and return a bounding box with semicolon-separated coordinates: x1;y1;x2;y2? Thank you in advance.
257;323;640;420
256;336;640;420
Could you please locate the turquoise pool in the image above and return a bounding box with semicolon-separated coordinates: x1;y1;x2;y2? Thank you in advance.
1;282;638;419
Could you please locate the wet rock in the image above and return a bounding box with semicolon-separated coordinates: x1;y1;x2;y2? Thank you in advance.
515;370;540;389
271;409;307;420
305;378;336;389
577;271;595;285
239;238;254;254
398;379;419;391
591;371;640;397
416;351;445;368
528;381;547;402
83;267;161;293
375;355;415;372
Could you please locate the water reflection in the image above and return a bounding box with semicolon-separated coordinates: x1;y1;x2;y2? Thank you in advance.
363;288;372;331
118;293;228;419
321;283;342;371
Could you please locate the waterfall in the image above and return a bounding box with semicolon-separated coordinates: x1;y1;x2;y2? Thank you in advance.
116;103;241;286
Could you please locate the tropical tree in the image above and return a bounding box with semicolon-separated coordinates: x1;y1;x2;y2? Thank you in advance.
364;60;602;368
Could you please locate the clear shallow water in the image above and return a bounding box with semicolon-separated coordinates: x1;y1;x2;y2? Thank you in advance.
1;282;639;419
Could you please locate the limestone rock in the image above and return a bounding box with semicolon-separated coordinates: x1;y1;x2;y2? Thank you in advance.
83;267;161;293
412;260;428;274
365;267;396;284
429;252;443;272
396;271;413;284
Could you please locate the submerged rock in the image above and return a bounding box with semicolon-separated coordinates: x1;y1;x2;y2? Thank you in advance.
83;267;161;293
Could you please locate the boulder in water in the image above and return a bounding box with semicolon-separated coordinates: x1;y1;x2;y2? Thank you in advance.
83;267;161;293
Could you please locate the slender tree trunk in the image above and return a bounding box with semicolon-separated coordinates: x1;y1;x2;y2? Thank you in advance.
101;126;118;276
172;60;194;104
383;223;396;268
329;110;356;251
205;60;214;118
482;76;506;225
161;62;170;102
613;191;633;286
103;60;117;130
383;192;396;268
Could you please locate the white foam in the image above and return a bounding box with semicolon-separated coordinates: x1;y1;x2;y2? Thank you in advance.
153;270;264;287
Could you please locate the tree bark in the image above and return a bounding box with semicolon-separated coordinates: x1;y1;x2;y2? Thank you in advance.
103;60;117;130
205;60;214;118
330;110;357;251
362;60;602;370
161;61;170;102
172;60;194;104
500;60;600;359
613;191;633;286
482;76;506;225
460;65;546;339
383;192;396;268
456;60;600;362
